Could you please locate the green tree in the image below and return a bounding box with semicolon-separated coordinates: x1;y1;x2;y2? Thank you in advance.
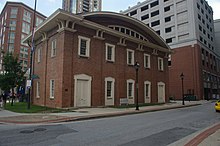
0;53;25;106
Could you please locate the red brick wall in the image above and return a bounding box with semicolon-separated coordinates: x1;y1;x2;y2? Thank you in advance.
33;25;169;108
169;45;203;100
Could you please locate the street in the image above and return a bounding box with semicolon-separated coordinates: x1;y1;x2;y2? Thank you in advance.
0;102;219;146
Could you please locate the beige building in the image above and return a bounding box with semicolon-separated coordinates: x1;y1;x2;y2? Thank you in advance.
62;0;102;14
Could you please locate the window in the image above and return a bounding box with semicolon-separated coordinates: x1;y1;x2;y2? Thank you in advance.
127;49;134;65
78;36;90;57
36;17;43;27
144;81;151;101
151;10;159;17
199;25;202;31
144;54;150;68
22;22;30;34
37;47;41;63
105;77;115;99
151;20;160;27
156;30;160;35
198;14;201;20
127;79;134;98
164;6;170;12
10;7;18;18
50;80;55;98
165;16;171;22
36;81;40;98
105;43;115;62
130;10;137;16
51;39;57;57
165;27;172;33
141;5;148;11
166;38;172;43
23;10;31;23
150;0;159;8
197;3;200;9
141;14;149;20
158;57;164;71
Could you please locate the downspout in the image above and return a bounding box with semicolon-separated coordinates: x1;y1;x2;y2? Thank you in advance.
44;38;49;107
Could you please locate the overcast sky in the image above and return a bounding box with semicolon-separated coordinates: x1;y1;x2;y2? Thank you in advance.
0;0;220;20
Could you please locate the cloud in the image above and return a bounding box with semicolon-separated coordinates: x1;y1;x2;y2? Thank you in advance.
47;0;56;2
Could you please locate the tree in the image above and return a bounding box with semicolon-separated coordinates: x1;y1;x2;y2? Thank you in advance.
0;53;25;106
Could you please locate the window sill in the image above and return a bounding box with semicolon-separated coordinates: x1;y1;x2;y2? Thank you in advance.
50;97;55;100
106;60;115;63
79;55;89;58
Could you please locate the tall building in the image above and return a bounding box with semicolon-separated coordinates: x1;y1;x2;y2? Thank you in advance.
62;0;102;13
214;19;220;56
0;2;46;73
122;0;220;100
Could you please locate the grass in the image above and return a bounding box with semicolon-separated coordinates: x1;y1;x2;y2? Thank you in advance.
5;102;64;113
115;103;165;108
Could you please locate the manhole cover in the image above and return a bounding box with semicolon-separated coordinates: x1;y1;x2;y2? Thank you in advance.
20;130;34;134
34;128;47;132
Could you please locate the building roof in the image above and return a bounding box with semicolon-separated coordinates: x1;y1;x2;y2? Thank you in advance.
24;9;171;53
0;1;47;18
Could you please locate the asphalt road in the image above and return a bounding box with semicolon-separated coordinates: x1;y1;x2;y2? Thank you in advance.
0;102;219;146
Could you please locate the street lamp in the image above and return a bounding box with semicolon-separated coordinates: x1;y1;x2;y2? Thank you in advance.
180;73;185;105
134;61;140;110
27;0;37;109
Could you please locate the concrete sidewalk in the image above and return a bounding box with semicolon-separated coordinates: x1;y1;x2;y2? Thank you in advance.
0;100;219;146
0;100;203;124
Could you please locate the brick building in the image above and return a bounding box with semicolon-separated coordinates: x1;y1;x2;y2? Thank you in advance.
25;9;171;108
0;2;46;72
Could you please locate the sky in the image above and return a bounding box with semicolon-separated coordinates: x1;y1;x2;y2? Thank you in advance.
0;0;219;19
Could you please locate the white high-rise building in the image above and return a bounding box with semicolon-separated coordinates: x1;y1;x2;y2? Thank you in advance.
62;0;102;14
122;0;220;100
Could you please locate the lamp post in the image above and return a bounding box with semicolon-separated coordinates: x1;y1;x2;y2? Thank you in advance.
180;73;185;105
27;0;37;109
134;61;140;110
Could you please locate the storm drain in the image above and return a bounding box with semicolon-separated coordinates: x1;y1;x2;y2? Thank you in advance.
20;130;34;134
34;128;47;132
20;128;47;134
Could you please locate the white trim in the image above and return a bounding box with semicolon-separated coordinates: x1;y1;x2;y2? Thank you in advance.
105;77;115;106
74;74;92;107
105;43;115;62
50;79;55;99
37;47;41;63
78;36;90;57
158;57;164;71
127;49;135;65
144;81;151;103
157;82;165;103
51;39;57;57
144;53;151;68
36;81;40;98
127;79;135;104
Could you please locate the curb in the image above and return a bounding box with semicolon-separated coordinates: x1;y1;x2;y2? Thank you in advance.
0;103;201;124
184;122;220;146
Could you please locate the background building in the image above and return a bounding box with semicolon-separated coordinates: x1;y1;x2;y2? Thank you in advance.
24;9;170;108
214;19;220;56
62;0;102;14
0;2;46;73
122;0;220;100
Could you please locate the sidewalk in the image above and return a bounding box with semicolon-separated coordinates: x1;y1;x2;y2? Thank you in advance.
0;100;219;146
0;100;203;124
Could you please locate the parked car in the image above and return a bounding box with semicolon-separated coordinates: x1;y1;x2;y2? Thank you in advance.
215;100;220;112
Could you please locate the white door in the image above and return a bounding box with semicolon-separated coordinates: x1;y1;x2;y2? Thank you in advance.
76;79;89;107
158;82;165;103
